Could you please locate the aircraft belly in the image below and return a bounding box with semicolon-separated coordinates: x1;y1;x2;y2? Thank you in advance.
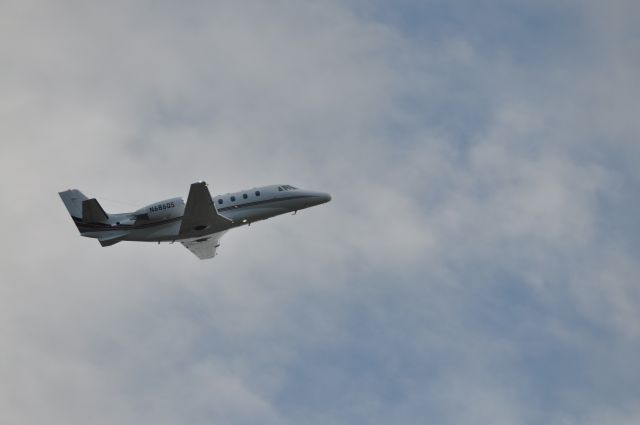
81;229;126;239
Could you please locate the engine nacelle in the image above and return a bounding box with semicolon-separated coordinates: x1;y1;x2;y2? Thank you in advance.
134;197;185;221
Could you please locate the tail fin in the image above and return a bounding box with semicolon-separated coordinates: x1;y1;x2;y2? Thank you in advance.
59;189;126;247
59;189;89;220
59;189;110;235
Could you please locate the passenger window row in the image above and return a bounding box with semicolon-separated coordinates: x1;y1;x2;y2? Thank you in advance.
217;190;261;205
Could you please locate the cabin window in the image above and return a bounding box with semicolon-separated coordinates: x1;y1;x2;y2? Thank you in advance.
218;199;223;204
243;193;248;199
231;196;236;202
255;191;260;196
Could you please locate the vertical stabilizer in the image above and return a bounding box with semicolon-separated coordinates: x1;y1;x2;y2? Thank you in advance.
59;190;111;235
59;189;88;219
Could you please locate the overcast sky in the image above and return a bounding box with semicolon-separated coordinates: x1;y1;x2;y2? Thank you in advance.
1;1;639;424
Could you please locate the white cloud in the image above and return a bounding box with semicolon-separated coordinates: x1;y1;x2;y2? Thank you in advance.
1;0;639;424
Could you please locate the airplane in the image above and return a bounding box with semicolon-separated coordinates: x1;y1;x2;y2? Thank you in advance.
59;182;331;259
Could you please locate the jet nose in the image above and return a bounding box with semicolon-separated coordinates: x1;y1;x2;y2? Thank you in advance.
317;192;331;204
320;193;331;204
301;190;331;208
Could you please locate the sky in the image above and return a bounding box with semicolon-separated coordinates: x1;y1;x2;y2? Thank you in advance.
1;0;639;424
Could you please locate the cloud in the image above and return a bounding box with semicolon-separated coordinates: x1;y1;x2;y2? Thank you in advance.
1;0;639;424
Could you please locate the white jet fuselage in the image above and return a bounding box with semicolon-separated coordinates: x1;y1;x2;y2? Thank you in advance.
60;182;331;259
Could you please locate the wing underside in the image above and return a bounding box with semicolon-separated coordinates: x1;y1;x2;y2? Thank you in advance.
181;233;225;259
176;181;235;259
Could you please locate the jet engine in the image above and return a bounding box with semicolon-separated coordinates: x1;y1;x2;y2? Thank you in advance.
134;197;185;221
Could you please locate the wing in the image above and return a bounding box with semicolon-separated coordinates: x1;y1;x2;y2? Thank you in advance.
181;232;226;260
179;181;233;237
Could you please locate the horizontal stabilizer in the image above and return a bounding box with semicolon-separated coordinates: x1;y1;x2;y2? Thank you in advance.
82;198;108;223
99;238;123;247
97;231;130;247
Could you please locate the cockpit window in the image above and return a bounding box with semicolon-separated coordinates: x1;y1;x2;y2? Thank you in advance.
278;186;283;191
280;185;298;190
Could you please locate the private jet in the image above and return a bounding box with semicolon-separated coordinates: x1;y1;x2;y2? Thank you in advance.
59;182;331;259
